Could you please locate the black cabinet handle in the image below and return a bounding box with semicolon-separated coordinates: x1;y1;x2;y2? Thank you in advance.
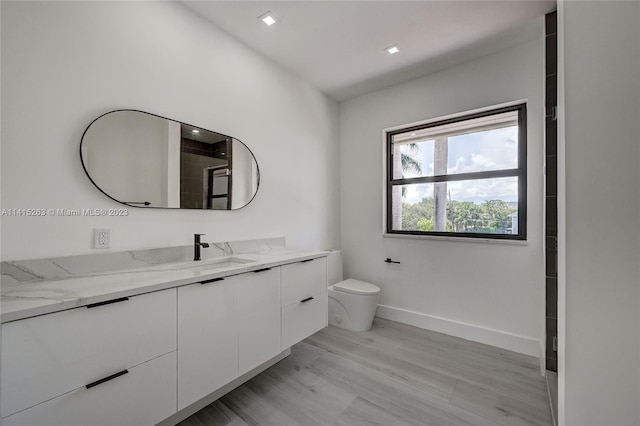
199;277;224;285
86;369;128;389
253;268;272;273
300;297;314;303
86;297;129;309
300;259;314;263
384;258;401;264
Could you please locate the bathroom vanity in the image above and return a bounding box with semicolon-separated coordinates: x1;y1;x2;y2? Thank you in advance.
0;239;328;426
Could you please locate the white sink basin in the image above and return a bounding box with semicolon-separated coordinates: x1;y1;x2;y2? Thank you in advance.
167;256;256;271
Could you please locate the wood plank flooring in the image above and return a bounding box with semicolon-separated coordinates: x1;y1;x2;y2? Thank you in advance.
178;318;552;426
546;371;558;426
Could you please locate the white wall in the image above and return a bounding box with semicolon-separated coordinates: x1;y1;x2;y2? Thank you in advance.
1;1;340;260
339;29;545;357
231;139;256;210
84;111;166;207
559;1;640;425
164;120;181;208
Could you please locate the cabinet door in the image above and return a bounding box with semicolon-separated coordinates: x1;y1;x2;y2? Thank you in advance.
237;268;281;375
177;278;238;411
3;352;177;426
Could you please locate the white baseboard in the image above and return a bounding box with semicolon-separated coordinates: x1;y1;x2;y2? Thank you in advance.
376;304;543;359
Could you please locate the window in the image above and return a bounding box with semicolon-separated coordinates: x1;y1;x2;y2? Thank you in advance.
386;104;526;240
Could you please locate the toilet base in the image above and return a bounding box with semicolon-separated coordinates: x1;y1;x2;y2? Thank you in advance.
328;286;380;332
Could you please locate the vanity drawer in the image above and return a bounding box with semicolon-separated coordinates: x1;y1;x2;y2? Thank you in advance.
2;351;177;426
281;257;327;307
1;288;177;418
281;291;328;349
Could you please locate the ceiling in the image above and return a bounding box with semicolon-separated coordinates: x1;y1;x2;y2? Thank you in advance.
180;1;555;102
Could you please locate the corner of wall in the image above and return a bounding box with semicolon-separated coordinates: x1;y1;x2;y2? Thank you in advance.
555;2;566;424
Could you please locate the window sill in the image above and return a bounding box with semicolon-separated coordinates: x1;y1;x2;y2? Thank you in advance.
383;233;528;245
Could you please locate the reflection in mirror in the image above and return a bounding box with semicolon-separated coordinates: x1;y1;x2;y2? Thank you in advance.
80;110;259;210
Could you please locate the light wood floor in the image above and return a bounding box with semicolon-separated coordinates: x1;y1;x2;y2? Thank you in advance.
546;371;558;426
178;318;552;426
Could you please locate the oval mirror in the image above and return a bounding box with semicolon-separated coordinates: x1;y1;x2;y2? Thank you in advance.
80;110;259;210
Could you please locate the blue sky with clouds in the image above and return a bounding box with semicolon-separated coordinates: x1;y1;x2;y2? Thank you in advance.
400;126;519;204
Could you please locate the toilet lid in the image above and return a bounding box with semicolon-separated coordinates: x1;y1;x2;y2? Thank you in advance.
334;279;380;295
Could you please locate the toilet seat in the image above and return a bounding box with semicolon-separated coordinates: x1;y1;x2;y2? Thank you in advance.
333;279;380;296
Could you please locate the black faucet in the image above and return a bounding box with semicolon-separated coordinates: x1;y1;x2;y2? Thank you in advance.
194;234;210;261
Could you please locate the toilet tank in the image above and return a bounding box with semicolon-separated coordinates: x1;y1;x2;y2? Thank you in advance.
327;250;343;285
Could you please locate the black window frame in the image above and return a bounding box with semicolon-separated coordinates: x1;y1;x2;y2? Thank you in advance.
386;103;527;240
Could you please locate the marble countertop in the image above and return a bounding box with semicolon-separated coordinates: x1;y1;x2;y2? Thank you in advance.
1;245;329;323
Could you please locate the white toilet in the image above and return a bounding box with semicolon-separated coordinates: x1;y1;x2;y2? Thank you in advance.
327;251;381;332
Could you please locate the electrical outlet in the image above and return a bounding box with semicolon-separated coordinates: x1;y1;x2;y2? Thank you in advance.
94;228;110;249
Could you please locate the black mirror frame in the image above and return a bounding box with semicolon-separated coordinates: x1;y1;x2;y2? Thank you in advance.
79;109;260;210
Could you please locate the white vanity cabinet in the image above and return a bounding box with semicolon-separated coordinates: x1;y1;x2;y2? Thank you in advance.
0;253;328;426
1;288;177;426
177;267;281;410
281;257;328;349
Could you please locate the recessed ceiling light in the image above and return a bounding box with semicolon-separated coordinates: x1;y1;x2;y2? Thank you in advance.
192;129;199;134
258;11;278;27
386;44;400;55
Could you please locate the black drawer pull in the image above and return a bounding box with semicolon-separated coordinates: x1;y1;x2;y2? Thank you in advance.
300;259;314;263
300;297;314;303
86;297;129;309
253;268;272;273
199;277;224;285
86;369;128;389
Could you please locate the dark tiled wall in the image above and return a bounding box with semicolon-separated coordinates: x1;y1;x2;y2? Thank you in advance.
180;152;228;209
180;138;230;209
545;11;558;373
